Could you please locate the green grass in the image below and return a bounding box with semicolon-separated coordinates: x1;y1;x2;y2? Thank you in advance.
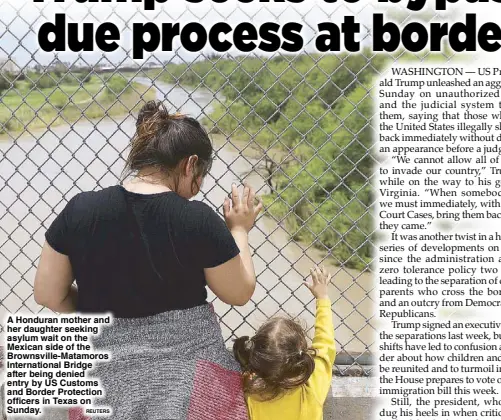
0;76;156;135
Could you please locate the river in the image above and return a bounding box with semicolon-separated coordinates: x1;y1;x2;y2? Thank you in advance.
0;80;374;357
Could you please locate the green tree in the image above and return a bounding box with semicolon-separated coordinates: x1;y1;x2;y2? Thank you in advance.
156;52;391;269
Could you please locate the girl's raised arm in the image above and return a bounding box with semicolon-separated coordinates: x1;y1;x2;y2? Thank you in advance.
304;266;336;402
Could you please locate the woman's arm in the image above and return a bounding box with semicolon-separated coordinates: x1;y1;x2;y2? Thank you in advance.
204;184;262;306
34;241;77;313
204;229;255;306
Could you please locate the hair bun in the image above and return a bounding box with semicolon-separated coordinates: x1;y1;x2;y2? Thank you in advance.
136;100;169;128
233;336;252;369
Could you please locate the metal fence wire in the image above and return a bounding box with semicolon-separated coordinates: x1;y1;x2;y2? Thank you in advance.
0;1;455;376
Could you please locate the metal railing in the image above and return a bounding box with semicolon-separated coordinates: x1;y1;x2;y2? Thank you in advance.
0;1;455;376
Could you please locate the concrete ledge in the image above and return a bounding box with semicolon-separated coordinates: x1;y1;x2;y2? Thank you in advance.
324;377;377;420
325;397;374;420
1;373;377;420
331;377;377;398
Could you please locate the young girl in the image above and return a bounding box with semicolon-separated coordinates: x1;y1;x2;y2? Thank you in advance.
233;266;335;420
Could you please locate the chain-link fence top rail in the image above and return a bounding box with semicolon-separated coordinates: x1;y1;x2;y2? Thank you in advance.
0;0;458;376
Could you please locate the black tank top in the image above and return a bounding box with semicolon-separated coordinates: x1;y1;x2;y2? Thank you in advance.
45;185;240;318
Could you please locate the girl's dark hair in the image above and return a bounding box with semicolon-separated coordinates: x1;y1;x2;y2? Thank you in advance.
123;100;213;194
233;317;316;401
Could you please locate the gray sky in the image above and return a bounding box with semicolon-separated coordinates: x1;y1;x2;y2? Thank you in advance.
0;0;497;68
0;0;377;68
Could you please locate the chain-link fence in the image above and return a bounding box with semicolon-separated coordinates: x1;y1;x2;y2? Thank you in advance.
0;1;457;377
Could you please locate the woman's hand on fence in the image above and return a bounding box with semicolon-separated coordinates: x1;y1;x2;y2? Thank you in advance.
223;183;263;233
304;266;331;300
205;183;261;306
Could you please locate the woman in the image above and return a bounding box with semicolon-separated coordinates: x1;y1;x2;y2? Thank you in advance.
34;100;262;419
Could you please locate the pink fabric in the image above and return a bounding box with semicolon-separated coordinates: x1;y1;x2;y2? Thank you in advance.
69;407;90;420
187;360;248;420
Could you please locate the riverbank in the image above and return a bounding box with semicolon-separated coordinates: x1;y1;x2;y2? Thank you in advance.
0;79;156;138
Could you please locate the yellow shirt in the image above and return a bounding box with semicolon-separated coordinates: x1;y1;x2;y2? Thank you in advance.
245;299;336;420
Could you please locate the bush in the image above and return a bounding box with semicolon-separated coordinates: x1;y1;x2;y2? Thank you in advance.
32;73;57;89
0;74;11;93
23;72;39;90
78;71;92;84
59;73;80;86
1;72;25;86
105;75;129;96
0;117;13;134
48;91;67;110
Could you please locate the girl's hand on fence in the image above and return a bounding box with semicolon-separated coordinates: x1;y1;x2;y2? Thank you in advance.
304;266;331;300
223;183;263;233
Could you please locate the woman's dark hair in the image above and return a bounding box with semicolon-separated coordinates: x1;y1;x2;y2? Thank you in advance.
123;100;213;194
233;317;316;401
